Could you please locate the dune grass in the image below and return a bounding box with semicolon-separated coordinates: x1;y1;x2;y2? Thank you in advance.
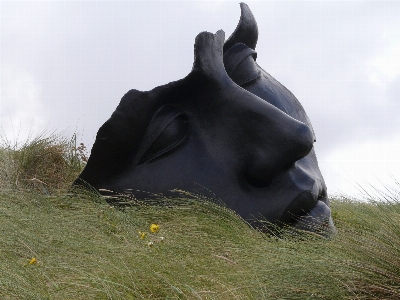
0;132;399;299
0;131;86;193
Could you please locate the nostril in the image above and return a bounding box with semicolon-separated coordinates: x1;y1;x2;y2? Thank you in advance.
242;148;276;188
245;173;273;188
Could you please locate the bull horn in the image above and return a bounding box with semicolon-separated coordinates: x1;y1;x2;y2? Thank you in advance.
223;2;258;52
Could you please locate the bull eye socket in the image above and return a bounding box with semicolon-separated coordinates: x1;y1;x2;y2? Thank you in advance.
136;105;189;165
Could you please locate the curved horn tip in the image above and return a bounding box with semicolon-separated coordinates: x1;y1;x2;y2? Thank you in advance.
239;2;250;12
223;2;258;52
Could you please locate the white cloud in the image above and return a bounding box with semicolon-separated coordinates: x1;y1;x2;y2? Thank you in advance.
368;41;400;86
322;135;400;199
0;66;46;144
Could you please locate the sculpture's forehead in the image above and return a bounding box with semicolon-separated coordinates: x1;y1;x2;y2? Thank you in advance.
97;75;214;145
110;73;236;125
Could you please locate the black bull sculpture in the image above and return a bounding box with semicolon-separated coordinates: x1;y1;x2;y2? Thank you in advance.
75;3;336;234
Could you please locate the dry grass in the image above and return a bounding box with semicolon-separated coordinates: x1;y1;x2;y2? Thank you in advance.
0;131;87;193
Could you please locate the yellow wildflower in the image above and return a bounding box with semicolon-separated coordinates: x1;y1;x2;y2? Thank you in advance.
150;223;159;233
29;257;37;265
138;231;147;239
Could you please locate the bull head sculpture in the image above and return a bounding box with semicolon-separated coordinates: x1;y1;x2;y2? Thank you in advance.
75;3;335;235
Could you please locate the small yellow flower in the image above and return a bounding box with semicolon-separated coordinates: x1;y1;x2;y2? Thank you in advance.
29;257;37;265
138;231;147;239
150;223;159;233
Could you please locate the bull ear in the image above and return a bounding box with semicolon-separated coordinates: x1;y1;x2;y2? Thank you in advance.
192;30;228;79
223;2;258;53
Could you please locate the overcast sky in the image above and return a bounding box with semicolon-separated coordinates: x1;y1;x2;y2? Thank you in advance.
1;1;400;198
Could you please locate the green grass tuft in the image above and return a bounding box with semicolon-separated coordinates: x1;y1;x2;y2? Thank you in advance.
0;132;399;299
0;131;86;193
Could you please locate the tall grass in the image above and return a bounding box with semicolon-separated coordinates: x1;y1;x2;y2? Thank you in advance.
0;132;399;299
330;195;400;299
0;131;87;193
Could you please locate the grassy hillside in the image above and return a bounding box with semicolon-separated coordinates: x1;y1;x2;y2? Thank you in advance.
0;133;399;299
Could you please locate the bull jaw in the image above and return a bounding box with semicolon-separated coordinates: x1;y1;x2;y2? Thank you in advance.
292;200;337;237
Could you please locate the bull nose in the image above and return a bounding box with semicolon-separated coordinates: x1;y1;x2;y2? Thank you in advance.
244;119;314;188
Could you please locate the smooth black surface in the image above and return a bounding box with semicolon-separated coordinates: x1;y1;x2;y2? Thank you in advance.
75;3;335;234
